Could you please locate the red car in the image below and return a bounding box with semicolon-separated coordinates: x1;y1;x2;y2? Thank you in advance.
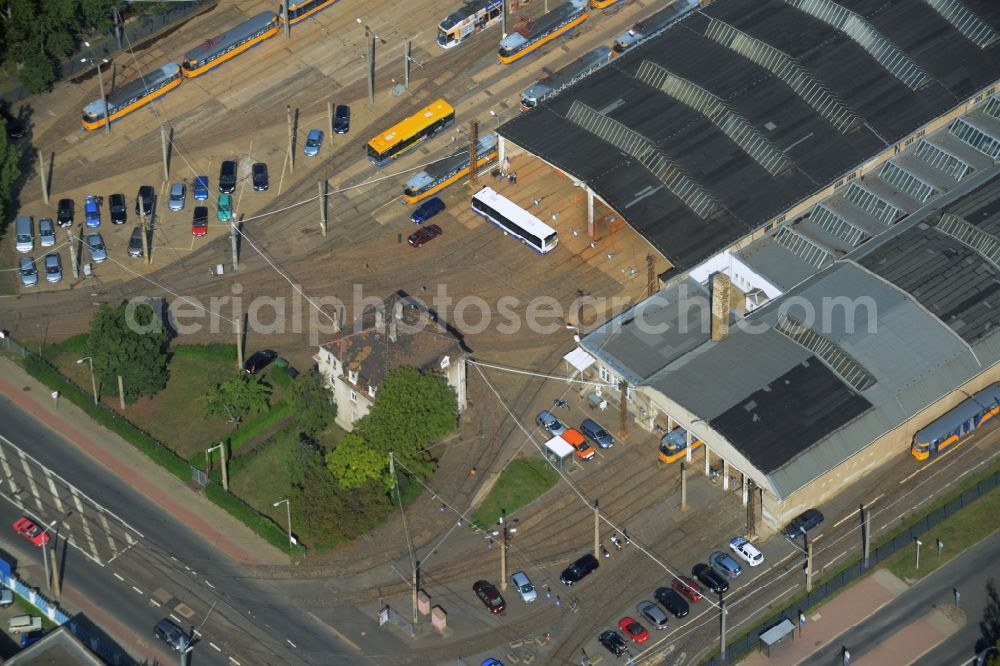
473;580;506;614
672;575;704;602
407;223;442;247
13;517;49;547
618;616;649;644
192;206;208;237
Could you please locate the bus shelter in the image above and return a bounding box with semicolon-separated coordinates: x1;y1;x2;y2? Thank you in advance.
758;618;796;658
544;435;574;470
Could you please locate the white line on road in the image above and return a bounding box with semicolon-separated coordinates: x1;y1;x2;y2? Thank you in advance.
18;452;45;512
71;488;101;563
43;470;68;514
205;580;215;589
150;599;161;607
170;613;183;624
229;658;241;665
286;639;297;648
113;573;125;582
131;586;143;594
833;511;858;529
210;642;221;652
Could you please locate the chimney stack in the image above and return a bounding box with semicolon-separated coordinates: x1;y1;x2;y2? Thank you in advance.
711;273;731;342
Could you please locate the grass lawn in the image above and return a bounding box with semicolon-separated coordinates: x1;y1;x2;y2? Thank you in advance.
230;429;297;523
472;457;559;529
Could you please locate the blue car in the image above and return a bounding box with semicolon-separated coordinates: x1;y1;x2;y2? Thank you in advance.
84;195;100;227
193;176;209;200
709;550;743;578
304;129;323;157
411;196;446;224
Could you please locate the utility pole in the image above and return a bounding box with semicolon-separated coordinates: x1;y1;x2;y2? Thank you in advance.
862;504;871;570
367;34;376;106
50;542;60;598
230;219;239;272
806;540;814;592
502;0;509;38
746;479;757;538
282;0;290;39
647;254;657;297
318;181;327;236
404;38;411;90
140;212;150;265
593;499;600;561
413;559;420;627
287;105;295;174
499;510;508;590
680;461;688;511
160;125;170;182
67;228;79;279
327;101;334;139
235;315;244;371
468;120;479;186
37;150;49;204
720;596;727;661
619;380;629;440
117;375;126;410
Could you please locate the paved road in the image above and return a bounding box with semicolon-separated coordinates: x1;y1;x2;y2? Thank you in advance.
802;530;1000;665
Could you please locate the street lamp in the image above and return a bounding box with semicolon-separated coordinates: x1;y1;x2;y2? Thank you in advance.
495;510;517;591
206;443;228;491
76;357;98;405
914;538;923;570
81;43;110;135
273;499;295;548
39;512;71;594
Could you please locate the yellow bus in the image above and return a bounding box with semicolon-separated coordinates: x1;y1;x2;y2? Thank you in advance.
367;99;456;167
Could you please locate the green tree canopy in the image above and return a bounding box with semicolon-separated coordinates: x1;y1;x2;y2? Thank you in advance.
87;302;169;404
0;120;20;227
325;433;388;490
289;370;335;436
203;374;271;426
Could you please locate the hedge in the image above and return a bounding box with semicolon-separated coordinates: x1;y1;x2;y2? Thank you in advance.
227;400;294;453
203;482;295;553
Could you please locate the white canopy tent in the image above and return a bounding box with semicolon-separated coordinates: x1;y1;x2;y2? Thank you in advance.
563;346;596;373
544;435;574;469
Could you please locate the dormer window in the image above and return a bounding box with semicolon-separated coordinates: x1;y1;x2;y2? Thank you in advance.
348;369;358;384
368;385;377;398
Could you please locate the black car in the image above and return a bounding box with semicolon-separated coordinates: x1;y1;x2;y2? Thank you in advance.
109;193;127;225
560;553;599;586
784;508;824;539
219;160;237;194
334;104;350;134
2;110;25;140
135;185;155;216
598;630;628;657
57;198;74;228
252;162;269;191
692;563;729;595
244;350;278;375
654;587;690;618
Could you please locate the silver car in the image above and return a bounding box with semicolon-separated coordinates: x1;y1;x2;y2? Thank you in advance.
637;600;669;629
510;571;537;603
168;183;186;211
19;256;38;287
85;233;107;263
38;218;56;247
44;253;62;283
127;226;144;258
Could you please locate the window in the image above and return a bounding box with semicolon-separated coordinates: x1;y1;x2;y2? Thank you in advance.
348;369;358;384
350;391;358;404
368;385;377;398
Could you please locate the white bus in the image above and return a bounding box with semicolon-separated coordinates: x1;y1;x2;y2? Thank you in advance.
472;187;559;254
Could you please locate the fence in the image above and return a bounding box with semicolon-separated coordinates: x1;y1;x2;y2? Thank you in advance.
705;468;1000;664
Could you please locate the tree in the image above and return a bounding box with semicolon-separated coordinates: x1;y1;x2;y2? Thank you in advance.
289;370;335;436
325;433;389;490
87;302;169;404
353;366;457;479
980;578;1000;655
0;118;20;228
203;374;271;426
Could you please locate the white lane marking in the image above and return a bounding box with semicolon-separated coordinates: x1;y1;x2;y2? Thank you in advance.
210;642;222;652
286;639;297;648
150;600;161;607
229;657;241;665
113;572;125;582
97;511;118;554
70;488;101;562
18;452;45;512
205;580;215;589
0;445;16;492
43;469;68;514
169;613;183;624
131;586;143;594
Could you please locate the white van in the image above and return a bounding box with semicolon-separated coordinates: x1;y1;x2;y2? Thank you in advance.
15;216;34;253
9;615;42;634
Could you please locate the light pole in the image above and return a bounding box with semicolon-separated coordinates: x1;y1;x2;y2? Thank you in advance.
81;44;110;135
76;356;98;405
39;513;70;594
914;538;923;570
206;443;228;491
493;510;517;591
273;499;295;548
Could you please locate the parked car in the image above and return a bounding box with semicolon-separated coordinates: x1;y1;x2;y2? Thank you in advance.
84;195;101;227
219;160;237;193
85;232;107;263
653;587;690;618
729;536;764;566
598;630;628;657
692;563;729;594
192;206;208;237
618;617;649;644
252;162;269;191
136;185;155;216
304;129;323;156
411;196;445;224
168;183;186;211
217;193;233;222
784;508;824;539
580;418;614;448
560;552;599;586
536;410;567;436
56;198;74;227
561;428;595;460
2;110;25;140
709;550;743;578
44;253;62;283
407;223;442;247
19;630;46;648
14;216;33;253
672;576;704;602
38;218;55;247
636;600;668;629
128;226;145;258
109;193;127;224
13;517;49;546
473;580;506;614
244;349;277;375
18;256;38;287
334;104;350;133
154;618;190;652
193;175;209;200
510;570;536;603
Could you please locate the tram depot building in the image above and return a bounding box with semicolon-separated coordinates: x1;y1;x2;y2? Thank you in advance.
495;0;1000;527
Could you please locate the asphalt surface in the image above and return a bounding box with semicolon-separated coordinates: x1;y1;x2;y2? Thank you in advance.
803;530;1000;666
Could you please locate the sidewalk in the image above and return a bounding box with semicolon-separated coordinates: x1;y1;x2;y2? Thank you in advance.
0;356;287;566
